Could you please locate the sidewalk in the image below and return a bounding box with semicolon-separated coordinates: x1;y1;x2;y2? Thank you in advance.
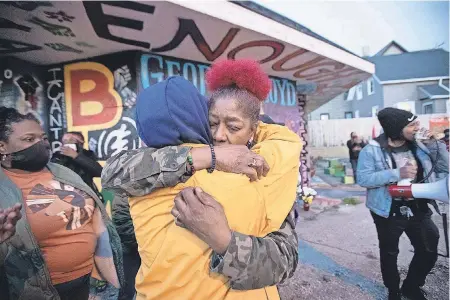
301;174;366;217
313;168;365;191
282;193;449;300
287;169;449;300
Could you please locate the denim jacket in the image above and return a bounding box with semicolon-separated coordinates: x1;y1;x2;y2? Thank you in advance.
357;134;449;218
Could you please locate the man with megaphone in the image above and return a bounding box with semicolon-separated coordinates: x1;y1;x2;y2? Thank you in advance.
357;107;449;300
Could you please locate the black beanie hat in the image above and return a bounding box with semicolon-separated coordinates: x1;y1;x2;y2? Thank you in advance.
377;107;417;139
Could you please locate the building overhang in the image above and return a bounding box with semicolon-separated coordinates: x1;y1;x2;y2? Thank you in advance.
0;1;374;111
418;83;450;101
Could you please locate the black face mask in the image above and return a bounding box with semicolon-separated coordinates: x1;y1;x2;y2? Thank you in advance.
8;140;52;172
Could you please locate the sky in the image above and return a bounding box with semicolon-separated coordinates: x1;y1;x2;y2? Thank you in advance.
254;0;449;56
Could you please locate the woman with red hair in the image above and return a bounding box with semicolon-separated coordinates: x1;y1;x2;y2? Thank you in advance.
206;59;273;146
103;59;301;299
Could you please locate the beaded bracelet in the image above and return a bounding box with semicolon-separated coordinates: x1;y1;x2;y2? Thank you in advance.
207;144;216;173
187;152;195;175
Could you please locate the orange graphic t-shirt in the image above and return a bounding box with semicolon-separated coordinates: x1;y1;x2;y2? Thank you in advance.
5;168;97;285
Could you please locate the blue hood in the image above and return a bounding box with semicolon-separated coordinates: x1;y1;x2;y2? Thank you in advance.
136;76;213;148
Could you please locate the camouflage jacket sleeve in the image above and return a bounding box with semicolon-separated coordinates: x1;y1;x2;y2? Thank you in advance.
101;146;192;197
210;206;298;290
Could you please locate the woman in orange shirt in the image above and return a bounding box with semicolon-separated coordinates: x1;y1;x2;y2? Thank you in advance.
0;107;122;300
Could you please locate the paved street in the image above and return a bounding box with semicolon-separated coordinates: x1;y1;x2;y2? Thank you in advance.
279;180;449;300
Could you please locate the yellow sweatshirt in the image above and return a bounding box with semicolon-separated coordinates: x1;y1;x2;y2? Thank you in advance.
129;122;302;300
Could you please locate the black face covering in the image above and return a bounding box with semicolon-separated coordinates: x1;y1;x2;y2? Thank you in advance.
8;140;52;172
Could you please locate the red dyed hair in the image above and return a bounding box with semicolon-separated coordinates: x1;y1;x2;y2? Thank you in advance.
205;59;272;102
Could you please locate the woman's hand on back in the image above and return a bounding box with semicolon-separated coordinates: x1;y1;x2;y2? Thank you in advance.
191;145;269;182
171;187;232;255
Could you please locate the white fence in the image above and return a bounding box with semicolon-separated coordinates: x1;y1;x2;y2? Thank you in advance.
308;114;448;147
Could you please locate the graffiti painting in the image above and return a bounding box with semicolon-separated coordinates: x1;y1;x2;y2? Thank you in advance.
28;17;76;37
2;51;311;192
45;43;83;54
2;1;371;105
62;54;140;160
94;117;139;159
45;67;65;152
0;38;42;54
140;53;299;107
75;41;96;49
0;59;46;129
140;53;210;94
261;85;309;187
297;94;310;187
0;17;31;32
3;1;53;12
114;65;137;108
44;10;75;23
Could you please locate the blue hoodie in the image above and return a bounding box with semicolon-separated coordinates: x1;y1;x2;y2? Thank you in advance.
136;76;213;148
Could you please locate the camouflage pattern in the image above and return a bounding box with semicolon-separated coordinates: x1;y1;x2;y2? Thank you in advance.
89;278;120;300
101;146;299;289
0;163;124;300
211;206;298;289
111;194;137;254
102;146;191;197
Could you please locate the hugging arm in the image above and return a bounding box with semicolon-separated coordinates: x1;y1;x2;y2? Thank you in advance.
210;206;298;289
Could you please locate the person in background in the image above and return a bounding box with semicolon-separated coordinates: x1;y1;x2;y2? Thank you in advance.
441;128;449;151
347;132;366;182
0;107;123;300
357;107;449;300
52;132;103;201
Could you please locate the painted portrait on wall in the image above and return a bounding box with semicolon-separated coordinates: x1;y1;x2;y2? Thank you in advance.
0;64;46;129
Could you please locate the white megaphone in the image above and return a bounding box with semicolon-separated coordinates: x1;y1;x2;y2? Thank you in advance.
389;175;449;204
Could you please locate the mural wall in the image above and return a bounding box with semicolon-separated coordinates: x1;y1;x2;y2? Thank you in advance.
44;52;140;157
139;53;299;106
262;86;308;187
0;57;47;130
0;0;371;111
139;53;306;186
298;95;309;187
2;51;308;188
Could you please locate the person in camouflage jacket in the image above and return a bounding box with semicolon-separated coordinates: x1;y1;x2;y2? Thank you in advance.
105;63;301;298
103;145;299;291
